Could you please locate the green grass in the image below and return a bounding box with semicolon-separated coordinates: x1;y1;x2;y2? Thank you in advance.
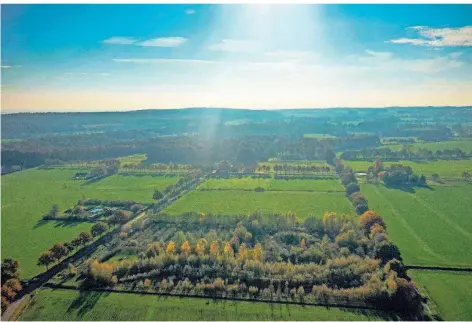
361;183;472;267
199;178;343;192
344;160;472;178
303;133;338;139
409;270;472;321
384;139;472;153
270;179;344;191
162;190;353;219
199;178;272;190
85;174;179;202
20;288;384;321
1;169;179;278
116;154;147;166
106;250;138;264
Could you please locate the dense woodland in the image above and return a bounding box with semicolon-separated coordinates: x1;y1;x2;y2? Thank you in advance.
2;107;472;173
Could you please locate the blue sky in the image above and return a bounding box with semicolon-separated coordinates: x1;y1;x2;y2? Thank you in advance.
2;4;472;111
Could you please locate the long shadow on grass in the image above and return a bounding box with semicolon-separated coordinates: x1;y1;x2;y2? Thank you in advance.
33;219;49;229
53;220;83;228
67;291;104;317
339;308;401;321
81;176;107;186
384;183;435;193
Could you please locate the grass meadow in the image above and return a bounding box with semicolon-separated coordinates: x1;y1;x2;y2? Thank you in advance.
361;183;472;267
409;270;472;321
383;139;472;153
344;160;472;178
20;288;384;321
199;178;344;192
162;190;353;219
1;169;179;278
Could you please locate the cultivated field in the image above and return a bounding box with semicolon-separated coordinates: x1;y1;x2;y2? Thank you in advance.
162;190;353;219
199;178;344;192
1;169;179;278
344;160;472;178
409;270;472;321
361;183;472;267
20;288;384;321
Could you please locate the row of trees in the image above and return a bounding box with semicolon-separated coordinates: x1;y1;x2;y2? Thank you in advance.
37;223;107;270
255;164;333;175
334;158;369;215
341;146;470;162
1;259;22;313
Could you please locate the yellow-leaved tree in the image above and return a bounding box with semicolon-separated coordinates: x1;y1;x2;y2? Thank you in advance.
166;241;176;255
180;240;191;256
210;240;220;258
223;241;234;258
252;243;264;261
238;243;248;261
195;238;207;255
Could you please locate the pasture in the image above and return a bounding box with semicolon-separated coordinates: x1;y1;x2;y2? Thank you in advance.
361;183;472;267
384;139;472;153
409;270;472;321
303;133;338;139
344;160;472;178
199;178;344;192
1;169;179;278
20;288;384;321
162;190;354;219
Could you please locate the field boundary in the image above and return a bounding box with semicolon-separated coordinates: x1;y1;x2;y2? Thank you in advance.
41;283;390;313
406;265;472;272
198;187;345;193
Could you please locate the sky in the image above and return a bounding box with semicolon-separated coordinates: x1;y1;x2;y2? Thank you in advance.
1;4;472;112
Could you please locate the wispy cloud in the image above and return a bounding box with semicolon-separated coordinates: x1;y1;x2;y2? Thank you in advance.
103;36;187;47
137;37;187;47
1;65;22;69
64;72;111;76
364;50;393;60
102;37;137;45
113;58;216;65
185;9;196;15
388;25;472;47
209;39;261;53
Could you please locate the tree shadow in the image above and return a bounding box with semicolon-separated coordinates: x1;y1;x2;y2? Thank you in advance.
67;291;104;317
34;219;50;229
54;220;83;228
81;176;106;186
384;183;435;193
339;308;401;321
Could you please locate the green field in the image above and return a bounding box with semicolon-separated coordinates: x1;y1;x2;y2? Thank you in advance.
361;183;472;267
199;178;343;192
86;174;179;202
409;270;472;321
1;169;178;278
260;160;332;169
20;288;384;321
344;160;472;178
116;154;147;166
163;190;353;219
384;139;472;153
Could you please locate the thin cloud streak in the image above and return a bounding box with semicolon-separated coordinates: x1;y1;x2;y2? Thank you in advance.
388;25;472;47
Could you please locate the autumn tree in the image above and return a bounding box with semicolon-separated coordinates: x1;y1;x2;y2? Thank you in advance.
358;210;386;234
77;231;93;246
195;238;207;255
50;243;69;262
345;182;360;196
37;251;54;270
1;259;19;283
252;243;264;261
166;241;176;255
91;222;108;237
300;238;306;249
223;241;234;258
180;240;191;256
210;240;220;258
238;243;248;261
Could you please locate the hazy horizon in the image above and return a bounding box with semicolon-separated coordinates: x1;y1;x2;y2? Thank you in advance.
2;4;472;112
